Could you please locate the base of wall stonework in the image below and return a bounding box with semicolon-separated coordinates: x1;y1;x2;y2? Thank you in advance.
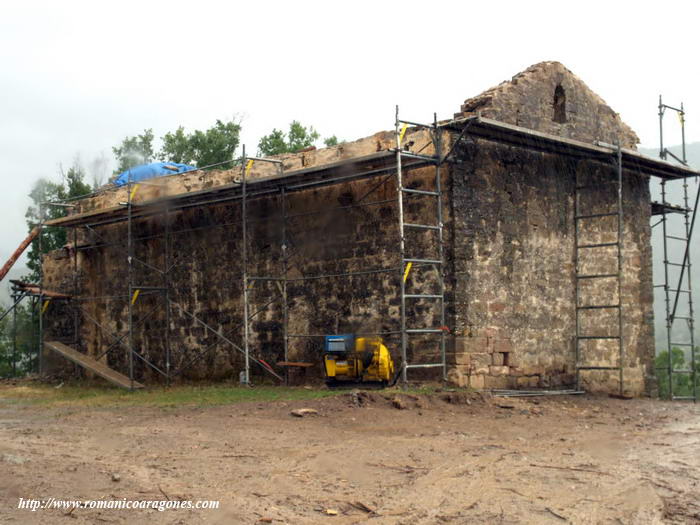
579;366;645;397
448;363;577;392
448;360;646;396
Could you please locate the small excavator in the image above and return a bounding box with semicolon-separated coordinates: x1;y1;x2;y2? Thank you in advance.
322;334;398;387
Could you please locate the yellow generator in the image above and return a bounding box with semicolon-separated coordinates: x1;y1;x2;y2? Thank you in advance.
323;334;396;386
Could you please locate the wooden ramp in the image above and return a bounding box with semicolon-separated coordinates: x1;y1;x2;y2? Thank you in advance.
45;341;145;389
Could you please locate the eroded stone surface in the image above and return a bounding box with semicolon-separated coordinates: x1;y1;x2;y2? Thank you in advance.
456;61;639;149
41;62;655;396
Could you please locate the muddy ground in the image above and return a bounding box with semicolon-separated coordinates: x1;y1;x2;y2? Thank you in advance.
0;388;698;524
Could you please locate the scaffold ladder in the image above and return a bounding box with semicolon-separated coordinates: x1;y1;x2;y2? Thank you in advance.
656;96;697;401
575;144;625;395
395;106;447;383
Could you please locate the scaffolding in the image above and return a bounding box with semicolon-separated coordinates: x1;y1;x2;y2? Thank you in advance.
574;142;625;395
653;96;698;401
395;108;448;382
30;119;449;389
5;108;698;395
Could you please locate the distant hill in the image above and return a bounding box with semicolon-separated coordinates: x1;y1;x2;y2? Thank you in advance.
639;142;700;351
639;141;700;168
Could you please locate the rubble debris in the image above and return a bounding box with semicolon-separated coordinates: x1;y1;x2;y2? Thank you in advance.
290;408;318;418
391;396;407;410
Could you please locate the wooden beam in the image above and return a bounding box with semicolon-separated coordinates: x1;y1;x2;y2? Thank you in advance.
0;226;40;282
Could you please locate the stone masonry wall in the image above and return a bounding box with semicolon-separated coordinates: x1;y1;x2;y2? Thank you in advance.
448;139;654;396
42;134;655;395
42;165;447;383
456;62;640;149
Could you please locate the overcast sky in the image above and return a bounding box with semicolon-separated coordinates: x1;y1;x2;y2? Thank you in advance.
1;0;698;290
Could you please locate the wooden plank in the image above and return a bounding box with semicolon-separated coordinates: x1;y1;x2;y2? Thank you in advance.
10;281;71;299
44;341;144;389
276;361;315;368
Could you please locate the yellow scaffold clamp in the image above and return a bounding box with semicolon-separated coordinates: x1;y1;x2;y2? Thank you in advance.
403;261;413;283
398;124;408;146
41;299;51;315
245;159;254;177
130;183;140;201
131;289;141;305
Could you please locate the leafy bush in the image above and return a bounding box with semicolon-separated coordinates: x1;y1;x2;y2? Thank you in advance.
655;347;698;399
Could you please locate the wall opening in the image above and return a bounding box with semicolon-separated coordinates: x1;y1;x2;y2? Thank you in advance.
553;84;566;123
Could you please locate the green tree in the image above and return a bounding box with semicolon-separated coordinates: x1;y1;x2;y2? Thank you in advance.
258;121;338;156
257;128;287;156
0;303;37;378
287;121;320;152
0;308;13;377
112;129;154;174
3;158;90;376
655;347;699;399
24;160;91;282
159;127;190;164
159;118;241;168
63;161;92;199
25;179;66;282
324;135;340;147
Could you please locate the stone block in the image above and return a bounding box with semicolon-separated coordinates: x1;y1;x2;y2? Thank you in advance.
470;353;491;373
489;302;506;313
489;365;509;376
481;327;499;339
483;375;509;389
492;338;513;354
521;365;545;376
560;373;575;386
517;376;540;388
455;336;489;354
454;352;470;366
447;368;467;388
468;374;485;389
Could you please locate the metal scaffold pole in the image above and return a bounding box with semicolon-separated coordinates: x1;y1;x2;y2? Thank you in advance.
72;226;79;379
127;174;135;390
680;172;697;401
241;145;251;385
616;144;625;396
281;187;289;385
395;106;408;384
434;112;447;382
659;95;665;161
12;291;17;376
574;141;624;394
30;297;36;372
394;106;447;383
656;95;697;401
660;176;673;394
38;205;44;376
73;226;79;351
164;205;172;386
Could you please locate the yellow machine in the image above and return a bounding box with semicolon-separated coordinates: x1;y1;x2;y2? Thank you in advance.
323;334;396;386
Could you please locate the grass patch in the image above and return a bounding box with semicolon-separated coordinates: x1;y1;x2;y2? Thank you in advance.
0;383;342;409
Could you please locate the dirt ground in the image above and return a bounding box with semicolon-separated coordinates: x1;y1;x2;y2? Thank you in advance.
0;387;699;524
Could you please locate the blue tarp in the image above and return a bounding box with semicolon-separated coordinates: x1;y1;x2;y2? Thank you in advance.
114;162;196;187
